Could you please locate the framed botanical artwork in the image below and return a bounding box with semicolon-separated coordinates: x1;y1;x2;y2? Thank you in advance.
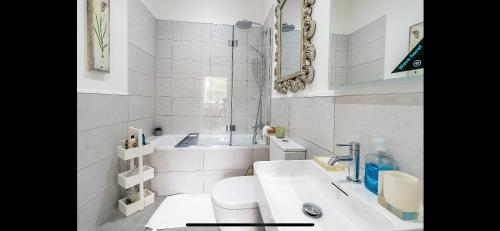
87;0;110;72
408;22;423;77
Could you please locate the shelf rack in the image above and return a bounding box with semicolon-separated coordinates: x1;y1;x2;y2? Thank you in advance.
116;127;155;216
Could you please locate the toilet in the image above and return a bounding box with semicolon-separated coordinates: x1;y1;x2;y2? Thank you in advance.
211;137;306;231
211;176;263;231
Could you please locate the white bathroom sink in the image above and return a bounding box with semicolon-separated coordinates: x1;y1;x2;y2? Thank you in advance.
253;160;423;231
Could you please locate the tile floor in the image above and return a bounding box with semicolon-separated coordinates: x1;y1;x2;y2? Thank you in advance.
97;196;220;231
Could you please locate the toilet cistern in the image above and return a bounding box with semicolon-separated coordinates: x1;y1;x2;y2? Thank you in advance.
328;142;362;183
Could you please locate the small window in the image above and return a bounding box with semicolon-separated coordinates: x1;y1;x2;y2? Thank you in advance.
204;77;227;104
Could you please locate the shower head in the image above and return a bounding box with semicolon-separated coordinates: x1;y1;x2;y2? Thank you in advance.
235;19;264;29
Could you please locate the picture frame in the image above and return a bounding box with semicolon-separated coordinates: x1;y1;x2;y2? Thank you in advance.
87;0;110;72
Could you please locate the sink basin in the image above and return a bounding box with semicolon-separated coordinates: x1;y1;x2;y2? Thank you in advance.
253;160;423;231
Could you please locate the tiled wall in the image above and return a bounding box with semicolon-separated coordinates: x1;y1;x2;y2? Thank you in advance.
333;93;423;178
270;92;423;178
77;1;156;230
154;20;271;135
330;16;386;88
271;96;335;159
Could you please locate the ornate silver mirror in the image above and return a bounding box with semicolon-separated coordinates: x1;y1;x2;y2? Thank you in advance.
274;0;316;94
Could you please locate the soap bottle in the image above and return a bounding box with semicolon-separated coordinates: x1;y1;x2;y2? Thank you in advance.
364;138;396;195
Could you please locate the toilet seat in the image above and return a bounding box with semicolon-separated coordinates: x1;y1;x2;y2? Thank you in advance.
211;176;258;210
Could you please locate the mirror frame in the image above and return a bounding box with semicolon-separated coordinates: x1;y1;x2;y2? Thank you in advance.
274;0;316;94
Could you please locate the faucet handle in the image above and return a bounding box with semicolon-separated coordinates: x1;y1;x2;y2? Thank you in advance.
336;142;360;151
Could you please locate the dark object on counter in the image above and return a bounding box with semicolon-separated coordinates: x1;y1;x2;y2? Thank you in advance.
175;133;199;148
154;127;163;136
124;139;129;149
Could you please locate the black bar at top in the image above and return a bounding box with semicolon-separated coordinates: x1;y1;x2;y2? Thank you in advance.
186;223;314;227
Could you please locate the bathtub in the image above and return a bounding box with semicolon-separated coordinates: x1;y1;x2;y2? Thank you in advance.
146;134;270;196
148;133;266;149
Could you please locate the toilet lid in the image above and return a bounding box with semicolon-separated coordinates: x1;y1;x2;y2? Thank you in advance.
211;176;259;210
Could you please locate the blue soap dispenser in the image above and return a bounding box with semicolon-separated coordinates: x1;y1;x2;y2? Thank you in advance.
364;138;396;195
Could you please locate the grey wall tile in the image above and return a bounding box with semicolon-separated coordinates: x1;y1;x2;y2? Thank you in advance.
287;132;333;159
232;80;247;99
155;116;172;133
171;116;201;134
156;78;171;97
77;123;127;170
128;0;155;36
157;20;173;40
211;24;232;44
77;93;129;131
77;155;117;208
78;186;119;231
128;70;154;97
173;21;202;41
172;78;201;98
334;68;347;86
129;44;155;76
172;97;201;115
172;60;201;78
248;45;263;64
248;27;263;45
288;97;334;151
333;93;423;178
128;96;154;120
156;59;172;78
248;63;263;81
172;40;201;60
156;97;171;115
128;16;155;56
210;62;231;78
210;42;232;64
349;16;386;50
234;28;248;45
128;117;155;138
233;45;248;63
348;59;384;84
201;23;213;41
270;98;289;128
157;39;173;59
233;62;248;80
349;38;385;67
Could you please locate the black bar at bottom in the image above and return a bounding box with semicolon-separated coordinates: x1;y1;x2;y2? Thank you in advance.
186;223;314;227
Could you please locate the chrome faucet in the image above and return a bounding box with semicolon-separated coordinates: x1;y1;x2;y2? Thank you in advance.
328;142;361;183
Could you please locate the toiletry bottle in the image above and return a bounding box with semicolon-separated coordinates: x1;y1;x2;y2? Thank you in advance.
142;134;146;145
364;138;396;195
